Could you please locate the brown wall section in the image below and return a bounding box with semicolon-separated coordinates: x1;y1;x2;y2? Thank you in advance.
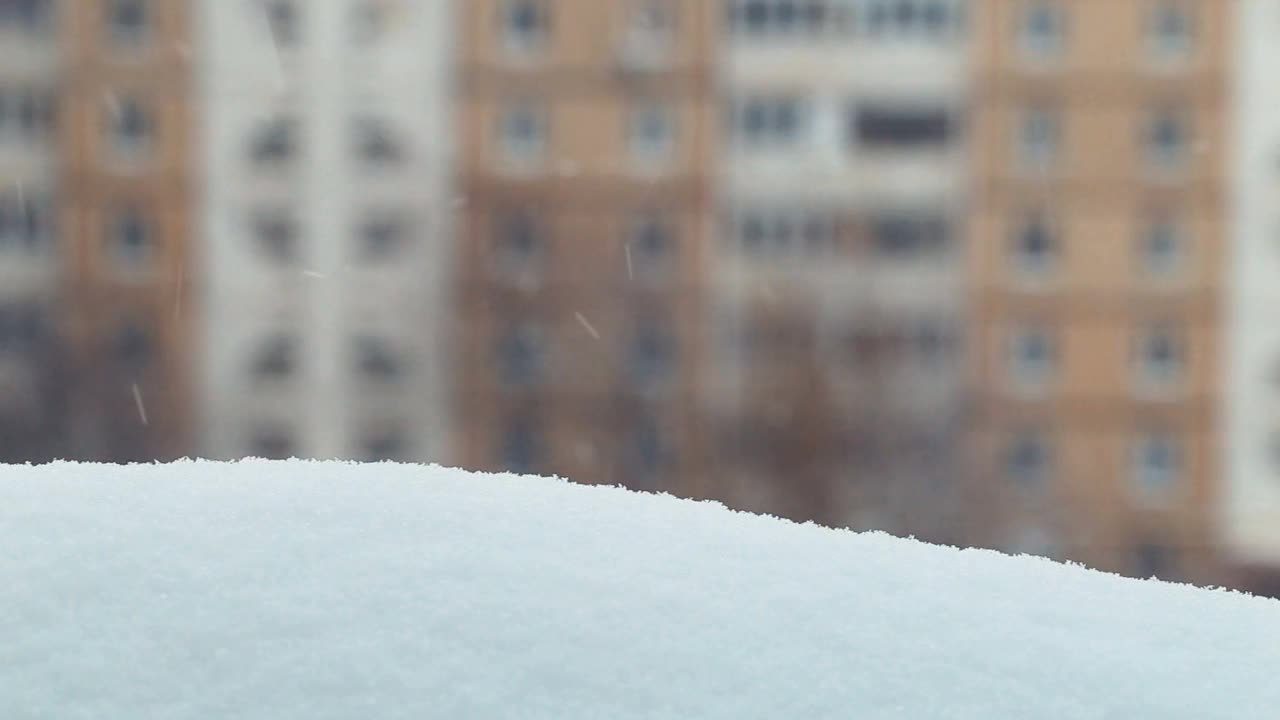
57;0;193;461
966;0;1231;584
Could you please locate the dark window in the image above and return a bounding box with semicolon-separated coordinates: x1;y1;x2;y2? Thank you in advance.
358;213;405;261
251;428;294;460
1135;327;1183;383
625;415;668;490
871;213;949;258
110;208;151;264
265;0;299;46
1146;109;1188;167
1134;542;1176;579
735;97;806;145
0;304;42;353
356;336;401;381
628;213;674;280
252;210;297;264
1006;430;1051;488
504;0;549;49
113;322;151;369
1020;1;1064;55
249;117;296;166
1149;1;1191;55
494;210;545;278
355;117;402;166
853;106;953;148
107;0;148;46
0;192;49;251
109;97;152;152
363;428;407;461
496;323;545;387
500;415;542;474
1141;218;1184;276
1;0;54;32
252;334;296;379
1013;213;1056;273
627;323;676;388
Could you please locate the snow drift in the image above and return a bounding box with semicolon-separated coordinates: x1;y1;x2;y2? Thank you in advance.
2;460;1278;719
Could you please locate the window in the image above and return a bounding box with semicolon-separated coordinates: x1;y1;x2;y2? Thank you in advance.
1011;213;1057;276
107;96;152;155
1147;1;1191;59
0;0;54;32
0;192;49;252
250;427;294;460
1145;109;1189;170
0;87;55;141
1133;326;1183;385
914;320;956;365
727;0;860;37
0;304;41;353
1017;106;1060;168
624;414;668;490
499;415;543;474
354;117;403;166
858;0;963;40
626;212;675;281
502;0;549;51
251;210;297;264
736;209;833;258
852;105;954;149
627;322;676;389
496;322;545;387
1019;0;1064;58
251;334;296;379
870;213;949;259
1140;217;1185;278
1006;430;1051;489
264;0;298;47
362;427;407;461
733;96;808;148
1007;325;1056;389
497;103;548;165
1131;433;1180;498
1134;541;1176;579
357;212;406;262
355;336;401;381
109;207;151;266
107;0;149;47
627;103;675;167
249;117;296;166
494;210;545;280
625;0;676;51
112;321;151;369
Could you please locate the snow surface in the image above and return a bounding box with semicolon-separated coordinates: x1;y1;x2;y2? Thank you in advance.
2;461;1279;720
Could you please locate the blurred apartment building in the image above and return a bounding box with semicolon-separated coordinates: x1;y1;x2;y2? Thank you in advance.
1;0;190;463
1226;0;1280;595
197;0;456;462
453;0;715;496
0;0;62;462
967;0;1229;584
709;0;970;536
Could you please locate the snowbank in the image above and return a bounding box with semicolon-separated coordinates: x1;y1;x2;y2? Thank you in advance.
2;461;1278;719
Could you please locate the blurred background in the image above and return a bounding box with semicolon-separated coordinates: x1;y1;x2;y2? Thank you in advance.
2;0;1278;595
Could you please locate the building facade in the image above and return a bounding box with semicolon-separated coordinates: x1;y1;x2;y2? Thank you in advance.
198;0;456;462
58;0;193;462
454;0;715;495
0;0;64;462
709;0;971;534
968;0;1229;583
1225;0;1280;590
